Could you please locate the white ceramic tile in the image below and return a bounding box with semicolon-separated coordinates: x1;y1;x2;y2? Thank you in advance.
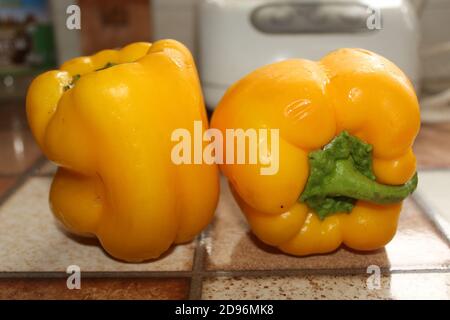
415;170;450;240
0;177;195;272
202;273;450;300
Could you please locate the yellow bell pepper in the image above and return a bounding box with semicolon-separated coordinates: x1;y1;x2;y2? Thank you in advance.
26;40;219;262
211;48;420;255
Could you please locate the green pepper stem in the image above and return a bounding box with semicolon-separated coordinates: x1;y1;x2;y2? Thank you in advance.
323;159;418;204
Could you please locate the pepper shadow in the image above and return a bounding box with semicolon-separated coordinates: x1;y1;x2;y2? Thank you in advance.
53;219;179;264
233;229;391;269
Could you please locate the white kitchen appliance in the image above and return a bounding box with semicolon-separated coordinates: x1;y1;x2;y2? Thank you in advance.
198;0;420;109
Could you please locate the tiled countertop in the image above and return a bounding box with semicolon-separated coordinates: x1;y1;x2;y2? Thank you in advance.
0;102;449;299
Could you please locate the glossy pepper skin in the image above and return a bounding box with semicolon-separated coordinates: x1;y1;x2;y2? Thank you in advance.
211;48;420;256
27;40;219;262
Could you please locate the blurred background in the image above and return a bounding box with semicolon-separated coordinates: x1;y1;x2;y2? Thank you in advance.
0;1;449;300
0;0;450;191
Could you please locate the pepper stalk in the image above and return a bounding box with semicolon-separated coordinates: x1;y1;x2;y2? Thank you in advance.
300;131;418;219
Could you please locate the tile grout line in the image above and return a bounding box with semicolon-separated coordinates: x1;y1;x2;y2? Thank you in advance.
188;225;211;300
417;167;450;172
187;243;203;299
0;266;448;280
0;156;47;208
203;267;450;277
